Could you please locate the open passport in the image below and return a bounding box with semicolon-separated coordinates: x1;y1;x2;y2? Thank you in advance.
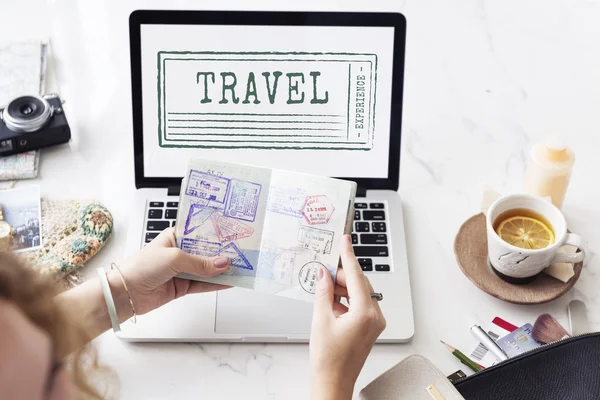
174;158;357;302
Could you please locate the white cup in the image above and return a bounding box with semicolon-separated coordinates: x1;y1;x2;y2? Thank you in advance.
486;194;587;283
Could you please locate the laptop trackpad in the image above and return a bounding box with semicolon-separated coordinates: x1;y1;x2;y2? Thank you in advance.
215;288;313;335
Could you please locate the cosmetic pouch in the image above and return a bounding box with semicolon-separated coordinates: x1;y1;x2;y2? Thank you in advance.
454;332;600;399
359;355;466;400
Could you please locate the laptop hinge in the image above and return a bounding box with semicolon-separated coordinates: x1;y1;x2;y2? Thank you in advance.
356;186;367;198
167;185;181;196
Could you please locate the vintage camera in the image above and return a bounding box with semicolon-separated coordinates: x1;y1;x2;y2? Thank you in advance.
0;93;71;157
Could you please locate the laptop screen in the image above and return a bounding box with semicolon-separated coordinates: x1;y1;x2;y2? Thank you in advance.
139;23;395;179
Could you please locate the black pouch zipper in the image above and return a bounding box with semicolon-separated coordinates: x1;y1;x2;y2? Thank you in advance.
454;331;600;385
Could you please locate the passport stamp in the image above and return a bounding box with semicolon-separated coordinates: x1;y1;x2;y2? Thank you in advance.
223;179;262;222
302;195;335;225
185;170;230;203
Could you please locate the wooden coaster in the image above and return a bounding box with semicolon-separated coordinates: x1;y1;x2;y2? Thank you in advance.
454;213;583;305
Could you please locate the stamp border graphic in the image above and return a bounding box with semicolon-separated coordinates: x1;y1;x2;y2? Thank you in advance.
157;51;378;150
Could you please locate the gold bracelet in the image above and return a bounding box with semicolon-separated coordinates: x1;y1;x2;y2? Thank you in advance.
110;262;137;324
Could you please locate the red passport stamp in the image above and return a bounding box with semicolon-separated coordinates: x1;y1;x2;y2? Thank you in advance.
302;195;335;225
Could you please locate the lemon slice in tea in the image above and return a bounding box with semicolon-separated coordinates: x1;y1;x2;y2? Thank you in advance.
496;216;555;250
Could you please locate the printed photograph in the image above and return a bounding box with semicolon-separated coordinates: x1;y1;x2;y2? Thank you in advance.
0;185;42;252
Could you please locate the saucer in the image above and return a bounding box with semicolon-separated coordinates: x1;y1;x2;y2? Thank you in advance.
454;213;583;305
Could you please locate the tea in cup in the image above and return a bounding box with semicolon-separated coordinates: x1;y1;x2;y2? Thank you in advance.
486;194;586;283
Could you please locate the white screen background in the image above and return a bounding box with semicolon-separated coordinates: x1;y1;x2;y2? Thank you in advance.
140;24;395;178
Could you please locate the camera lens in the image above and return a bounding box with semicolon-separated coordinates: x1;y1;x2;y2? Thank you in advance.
2;95;52;133
20;105;33;115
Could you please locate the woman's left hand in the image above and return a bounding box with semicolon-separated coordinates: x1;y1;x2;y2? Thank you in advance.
114;228;230;315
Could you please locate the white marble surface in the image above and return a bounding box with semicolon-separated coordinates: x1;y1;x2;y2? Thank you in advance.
2;0;600;398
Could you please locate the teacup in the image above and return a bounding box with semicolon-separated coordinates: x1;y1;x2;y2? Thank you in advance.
486;194;587;284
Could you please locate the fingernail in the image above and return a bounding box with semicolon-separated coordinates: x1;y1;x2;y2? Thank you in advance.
317;267;324;280
214;257;229;269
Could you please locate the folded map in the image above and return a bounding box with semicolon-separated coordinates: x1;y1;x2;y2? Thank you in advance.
175;158;356;302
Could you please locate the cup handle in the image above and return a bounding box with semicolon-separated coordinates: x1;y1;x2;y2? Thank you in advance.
552;233;587;264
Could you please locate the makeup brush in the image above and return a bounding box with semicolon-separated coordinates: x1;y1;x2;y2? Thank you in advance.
531;314;571;344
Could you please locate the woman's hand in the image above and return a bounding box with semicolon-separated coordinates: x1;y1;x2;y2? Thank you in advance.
114;228;230;315
309;235;386;400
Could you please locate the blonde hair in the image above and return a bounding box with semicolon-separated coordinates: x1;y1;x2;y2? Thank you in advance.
0;252;106;399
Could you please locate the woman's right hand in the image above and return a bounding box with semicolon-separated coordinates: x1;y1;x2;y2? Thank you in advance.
309;235;386;400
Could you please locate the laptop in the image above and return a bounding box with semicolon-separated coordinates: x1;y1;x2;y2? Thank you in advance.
121;10;414;342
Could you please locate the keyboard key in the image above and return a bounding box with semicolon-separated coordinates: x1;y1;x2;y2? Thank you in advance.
375;264;391;272
165;209;178;219
358;258;373;271
370;203;385;209
147;221;170;231
372;222;387;232
148;209;163;219
363;211;385;220
360;234;388;245
358;258;372;266
145;232;159;243
354;210;361;220
355;222;370;232
353;246;389;257
149;201;164;207
351;233;358;244
172;221;176;227
167;202;179;208
354;203;368;209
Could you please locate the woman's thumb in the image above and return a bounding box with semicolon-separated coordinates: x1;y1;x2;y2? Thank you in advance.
171;249;230;277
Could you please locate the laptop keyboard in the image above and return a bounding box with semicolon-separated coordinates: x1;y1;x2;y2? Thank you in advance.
144;200;391;273
352;201;390;273
144;201;178;244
